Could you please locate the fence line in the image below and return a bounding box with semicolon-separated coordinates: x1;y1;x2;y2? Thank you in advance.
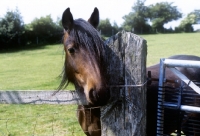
0;104;94;136
0;90;87;105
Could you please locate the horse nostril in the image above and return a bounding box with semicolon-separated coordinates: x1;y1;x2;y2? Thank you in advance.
88;88;109;106
89;89;98;102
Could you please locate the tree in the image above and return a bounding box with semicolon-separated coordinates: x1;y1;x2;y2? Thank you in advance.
98;18;113;37
0;8;24;49
109;21;121;36
122;0;151;34
176;10;200;32
148;2;182;33
190;10;200;24
25;15;62;45
179;14;195;32
98;19;120;37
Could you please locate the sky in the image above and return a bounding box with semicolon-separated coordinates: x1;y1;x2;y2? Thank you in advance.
0;0;200;29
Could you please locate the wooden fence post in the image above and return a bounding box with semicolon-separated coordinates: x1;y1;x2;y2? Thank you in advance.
101;31;147;136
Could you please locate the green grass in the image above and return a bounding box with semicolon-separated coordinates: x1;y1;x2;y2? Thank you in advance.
0;45;79;135
0;33;200;135
0;104;84;136
0;45;74;90
140;33;200;66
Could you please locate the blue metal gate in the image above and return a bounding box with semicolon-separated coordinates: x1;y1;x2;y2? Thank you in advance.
157;59;200;136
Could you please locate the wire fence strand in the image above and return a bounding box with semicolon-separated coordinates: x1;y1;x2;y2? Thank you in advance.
0;104;98;136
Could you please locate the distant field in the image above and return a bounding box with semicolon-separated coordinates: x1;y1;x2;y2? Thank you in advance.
0;45;74;90
0;33;200;135
141;33;200;66
0;33;199;90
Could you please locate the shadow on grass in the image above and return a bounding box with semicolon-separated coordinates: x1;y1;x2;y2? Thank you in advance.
0;43;62;54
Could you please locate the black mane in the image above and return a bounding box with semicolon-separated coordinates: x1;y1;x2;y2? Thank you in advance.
68;19;105;59
58;19;106;90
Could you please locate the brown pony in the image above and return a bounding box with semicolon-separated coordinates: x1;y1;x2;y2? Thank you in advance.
60;7;200;136
60;8;109;136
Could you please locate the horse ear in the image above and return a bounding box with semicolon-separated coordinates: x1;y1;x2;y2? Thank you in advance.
88;7;99;29
62;8;74;30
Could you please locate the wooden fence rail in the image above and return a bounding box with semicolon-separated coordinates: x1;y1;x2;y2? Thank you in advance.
0;90;86;105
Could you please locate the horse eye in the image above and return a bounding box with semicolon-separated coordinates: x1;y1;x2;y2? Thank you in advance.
68;48;75;54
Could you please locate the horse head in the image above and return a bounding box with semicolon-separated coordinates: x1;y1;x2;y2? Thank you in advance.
60;7;109;106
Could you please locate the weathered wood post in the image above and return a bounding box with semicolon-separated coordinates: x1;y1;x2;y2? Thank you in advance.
101;31;147;136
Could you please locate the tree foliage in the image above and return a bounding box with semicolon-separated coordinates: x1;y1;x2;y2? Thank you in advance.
25;15;62;44
0;9;63;50
190;10;200;24
98;19;119;37
0;8;24;49
179;14;195;32
122;0;151;34
148;2;182;32
176;10;200;32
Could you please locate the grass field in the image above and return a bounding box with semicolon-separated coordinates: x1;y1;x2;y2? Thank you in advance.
0;104;83;136
0;33;200;135
0;45;74;90
141;33;200;66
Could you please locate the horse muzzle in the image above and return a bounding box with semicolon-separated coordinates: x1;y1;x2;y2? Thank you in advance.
88;88;110;106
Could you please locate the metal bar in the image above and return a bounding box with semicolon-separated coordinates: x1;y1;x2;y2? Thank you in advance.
163;102;200;113
157;58;166;136
156;58;200;136
169;67;200;94
164;59;200;68
181;105;200;113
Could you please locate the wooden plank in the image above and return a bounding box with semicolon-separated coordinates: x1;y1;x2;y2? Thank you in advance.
101;31;147;136
0;90;87;105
